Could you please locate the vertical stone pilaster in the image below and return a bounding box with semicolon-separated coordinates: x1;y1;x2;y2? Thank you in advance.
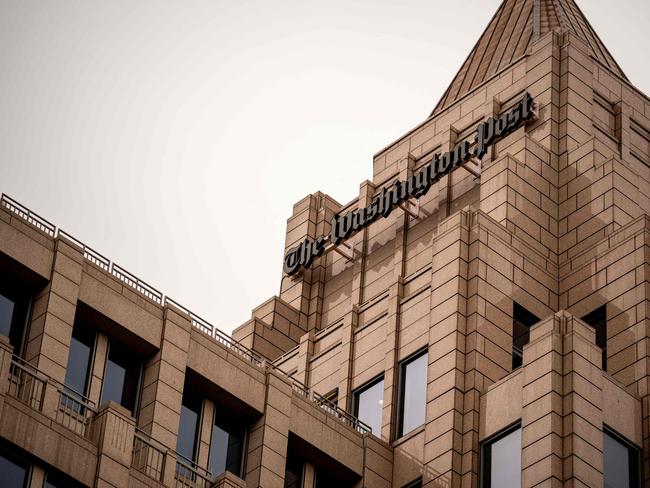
279;192;340;332
561;314;604;487
382;279;402;442
338;310;356;413
354;180;375;305
0;337;13;416
521;314;564;487
358;435;393;488
90;401;136;488
423;210;470;488
381;155;414;441
245;371;292;488
88;334;109;406
294;330;315;387
520;311;604;487
24;238;83;383
138;305;191;449
28;466;46;488
303;463;316;488
197;398;215;470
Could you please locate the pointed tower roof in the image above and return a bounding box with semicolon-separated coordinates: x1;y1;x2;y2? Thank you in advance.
431;0;627;115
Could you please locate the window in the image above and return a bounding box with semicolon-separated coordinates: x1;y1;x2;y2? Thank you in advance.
398;350;427;437
100;340;142;416
44;472;84;488
582;305;607;371
317;388;339;415
208;406;246;477
604;428;640;488
176;388;203;463
353;376;384;436
64;320;96;396
322;388;338;405
45;475;65;488
481;424;521;488
283;450;304;488
0;280;32;357
315;467;336;488
512;304;539;370
0;448;29;488
402;479;423;488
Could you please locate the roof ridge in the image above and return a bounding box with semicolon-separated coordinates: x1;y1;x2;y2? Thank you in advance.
431;0;627;116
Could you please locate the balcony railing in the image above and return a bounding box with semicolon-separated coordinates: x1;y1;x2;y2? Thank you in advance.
56;387;97;436
7;356;96;438
1;193;372;439
280;367;371;435
175;455;213;488
132;429;167;481
8;357;46;411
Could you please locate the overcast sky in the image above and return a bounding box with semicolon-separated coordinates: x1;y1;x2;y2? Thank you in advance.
1;0;648;335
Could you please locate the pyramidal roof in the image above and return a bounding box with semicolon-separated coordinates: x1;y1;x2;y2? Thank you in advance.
431;0;627;115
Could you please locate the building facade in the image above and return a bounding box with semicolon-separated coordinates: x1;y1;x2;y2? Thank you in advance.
1;0;649;487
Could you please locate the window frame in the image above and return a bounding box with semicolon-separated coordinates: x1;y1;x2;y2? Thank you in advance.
603;425;642;488
0;279;33;358
176;387;204;464
480;421;522;488
397;348;428;439
402;478;423;488
207;404;248;478
0;444;32;488
64;318;97;399
352;374;385;437
100;339;143;417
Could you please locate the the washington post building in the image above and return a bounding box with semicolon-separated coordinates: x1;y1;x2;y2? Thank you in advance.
0;0;649;487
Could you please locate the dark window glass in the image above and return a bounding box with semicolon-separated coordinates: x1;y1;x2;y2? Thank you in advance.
283;450;304;488
317;388;339;415
399;351;427;437
64;320;96;396
0;293;15;337
322;388;338;404
481;425;521;488
100;340;142;415
402;479;423;488
353;376;384;436
582;305;607;371
44;471;84;488
604;429;640;488
315;468;336;487
208;407;246;477
45;476;62;488
0;449;29;488
176;388;202;462
512;304;539;370
0;280;32;356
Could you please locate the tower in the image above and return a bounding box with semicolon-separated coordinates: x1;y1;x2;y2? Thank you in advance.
0;1;648;487
234;0;650;486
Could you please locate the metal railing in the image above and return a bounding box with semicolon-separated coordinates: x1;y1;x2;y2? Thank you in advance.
1;194;163;305
132;429;167;481
1;193;372;438
8;357;46;411
279;368;371;435
56;387;97;437
7;356;97;438
165;297;267;367
0;194;56;236
175;455;213;488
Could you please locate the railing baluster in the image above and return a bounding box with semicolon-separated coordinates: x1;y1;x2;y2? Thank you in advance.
2;194;372;437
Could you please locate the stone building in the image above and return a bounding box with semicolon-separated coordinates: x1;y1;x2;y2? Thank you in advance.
0;0;649;487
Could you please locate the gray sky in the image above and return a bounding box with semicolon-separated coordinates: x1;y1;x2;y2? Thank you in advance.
1;0;648;335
